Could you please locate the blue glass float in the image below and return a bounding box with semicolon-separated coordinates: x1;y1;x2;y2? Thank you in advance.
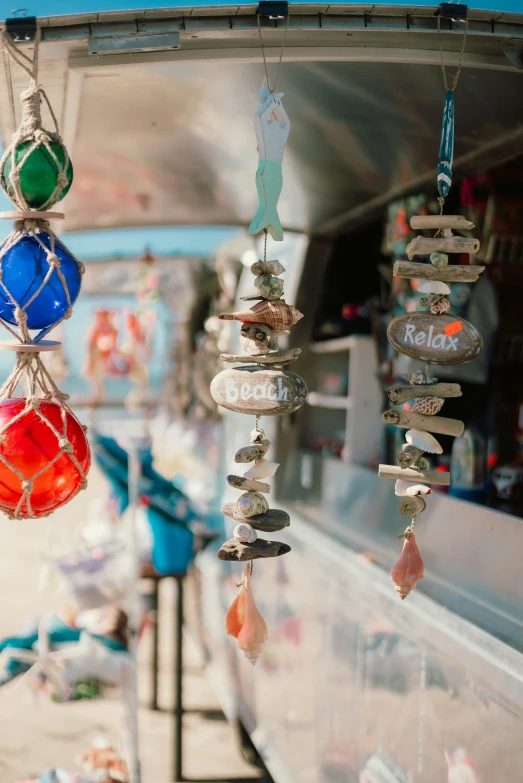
0;232;82;331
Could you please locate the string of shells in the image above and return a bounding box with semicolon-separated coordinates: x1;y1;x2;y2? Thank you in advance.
210;252;306;662
379;213;484;599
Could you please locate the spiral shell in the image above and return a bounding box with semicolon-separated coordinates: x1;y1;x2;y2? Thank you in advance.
219;300;303;332
233;523;257;544
390;534;424;600
244;459;279;479
412;397;444;416
406;429;443;454
430;296;451;315
419;281;451;295
237;491;269;518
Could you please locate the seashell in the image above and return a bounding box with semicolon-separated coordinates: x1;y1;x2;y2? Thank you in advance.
226;590;246;638
430;296;451;315
237;565;268;664
412;456;430;471
390;534;424;600
395;480;432;497
239;322;277;355
254;273;284;301
251;260;286;277
237;491;269;518
412;397;444;416
233;523;257;544
419;281;451;295
244;458;279;479
407;371;438;386
430;252;448;268
219;300;303;332
406;429;443;454
250;427;266;443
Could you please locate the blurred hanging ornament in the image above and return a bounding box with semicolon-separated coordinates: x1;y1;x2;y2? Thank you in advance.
0;227;83;332
390;532;424;600
0;33;73;210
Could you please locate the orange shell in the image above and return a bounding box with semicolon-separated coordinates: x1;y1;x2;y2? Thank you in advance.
237;566;268;665
225;588;246;639
219;300;303;332
390;534;424;600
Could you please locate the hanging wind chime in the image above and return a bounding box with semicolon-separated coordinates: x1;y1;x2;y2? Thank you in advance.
210;6;307;664
378;7;484;599
0;30;90;519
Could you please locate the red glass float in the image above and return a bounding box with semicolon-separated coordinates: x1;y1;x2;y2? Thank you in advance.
0;398;90;518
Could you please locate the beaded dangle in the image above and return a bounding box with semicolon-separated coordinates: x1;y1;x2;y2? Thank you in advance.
0;29;89;519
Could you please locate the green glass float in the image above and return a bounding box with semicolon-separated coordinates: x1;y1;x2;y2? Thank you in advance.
1;138;73;210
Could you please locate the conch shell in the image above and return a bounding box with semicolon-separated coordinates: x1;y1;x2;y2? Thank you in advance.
237;491;269;518
406;429;442;454
395;480;432;497
219;300;303;332
225;565;268;664
244;459;279;479
390;534;424;600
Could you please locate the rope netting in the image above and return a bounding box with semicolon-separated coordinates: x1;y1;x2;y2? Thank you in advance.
0;351;88;519
0;30;72;212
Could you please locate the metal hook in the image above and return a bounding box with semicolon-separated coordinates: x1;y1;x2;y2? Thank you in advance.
12;8;28;16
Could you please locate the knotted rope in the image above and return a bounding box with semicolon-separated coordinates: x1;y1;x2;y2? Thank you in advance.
0;30;72;211
0;351;88;519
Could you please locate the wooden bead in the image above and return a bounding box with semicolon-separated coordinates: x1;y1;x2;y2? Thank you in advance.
217;538;291;561
387;313;482;365
210;366;307;416
398;496;426;517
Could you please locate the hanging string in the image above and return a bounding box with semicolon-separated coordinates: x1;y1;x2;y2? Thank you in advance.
1;29;72;212
256;11;290;94
436;14;469;93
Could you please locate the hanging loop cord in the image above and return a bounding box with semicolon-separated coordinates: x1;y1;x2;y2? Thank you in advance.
436;14;468;213
256;11;290;94
0;29;71;212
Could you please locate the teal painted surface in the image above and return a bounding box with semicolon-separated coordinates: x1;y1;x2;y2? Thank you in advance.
437;89;454;199
249;159;284;241
10;0;523;15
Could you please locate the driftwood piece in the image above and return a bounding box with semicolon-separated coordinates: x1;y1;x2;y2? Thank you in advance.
393;260;484;283
220;348;301;366
410;215;474;231
221;503;290;532
406;235;480;260
227;475;271;494
378;464;451;486
383;408;464;437
210;366;308;416
234;442;269;463
387;313;482;365
217;538;291;561
397;444;424;469
398;496;427;517
388;382;462;405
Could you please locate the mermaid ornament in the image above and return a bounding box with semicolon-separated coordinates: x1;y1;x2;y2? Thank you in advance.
248;78;290;241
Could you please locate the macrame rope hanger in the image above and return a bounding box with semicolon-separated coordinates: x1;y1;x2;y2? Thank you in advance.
0;30;88;519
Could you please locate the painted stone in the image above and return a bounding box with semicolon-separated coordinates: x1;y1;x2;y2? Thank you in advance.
387;313;482;365
210;366;307;416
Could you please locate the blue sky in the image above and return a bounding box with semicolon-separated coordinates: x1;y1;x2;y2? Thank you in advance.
8;0;523;16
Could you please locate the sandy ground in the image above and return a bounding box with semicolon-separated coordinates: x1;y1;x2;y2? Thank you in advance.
0;464;261;783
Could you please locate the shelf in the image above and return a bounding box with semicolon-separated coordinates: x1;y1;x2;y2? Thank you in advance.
307;392;351;410
309;335;357;354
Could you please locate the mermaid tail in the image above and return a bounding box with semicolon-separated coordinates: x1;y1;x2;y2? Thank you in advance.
249;160;284;241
